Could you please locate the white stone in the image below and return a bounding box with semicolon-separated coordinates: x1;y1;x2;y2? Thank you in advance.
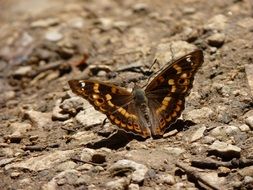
109;159;148;183
5;150;75;171
190;125;206;142
45;30;63;42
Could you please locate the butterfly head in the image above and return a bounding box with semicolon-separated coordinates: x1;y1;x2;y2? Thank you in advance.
132;87;148;106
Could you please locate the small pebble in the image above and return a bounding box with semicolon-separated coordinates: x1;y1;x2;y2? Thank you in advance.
245;116;253;130
45;30;63;42
207;33;225;47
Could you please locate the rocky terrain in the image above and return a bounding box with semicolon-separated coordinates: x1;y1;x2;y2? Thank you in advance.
0;0;253;189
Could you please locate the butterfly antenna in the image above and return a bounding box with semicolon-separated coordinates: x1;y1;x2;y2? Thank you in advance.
141;58;161;88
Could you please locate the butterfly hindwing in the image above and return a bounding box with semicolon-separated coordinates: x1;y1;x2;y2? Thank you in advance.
145;50;204;135
68;80;151;137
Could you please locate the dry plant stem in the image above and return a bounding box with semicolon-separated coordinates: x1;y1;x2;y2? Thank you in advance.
176;162;220;190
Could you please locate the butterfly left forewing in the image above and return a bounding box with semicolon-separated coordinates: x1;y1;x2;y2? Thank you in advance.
145;50;204;136
68;80;151;138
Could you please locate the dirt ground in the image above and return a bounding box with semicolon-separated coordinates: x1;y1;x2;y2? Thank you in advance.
1;0;253;189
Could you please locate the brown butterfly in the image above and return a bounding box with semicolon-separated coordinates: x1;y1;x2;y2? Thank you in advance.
68;50;204;138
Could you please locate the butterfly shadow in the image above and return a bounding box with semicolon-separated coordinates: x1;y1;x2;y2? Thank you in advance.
165;119;196;133
85;119;196;149
85;130;145;150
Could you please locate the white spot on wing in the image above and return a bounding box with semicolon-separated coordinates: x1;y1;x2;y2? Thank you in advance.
79;81;86;88
186;56;192;63
186;55;195;67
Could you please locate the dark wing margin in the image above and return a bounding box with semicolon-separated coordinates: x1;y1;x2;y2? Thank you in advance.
145;50;204;136
68;80;151;138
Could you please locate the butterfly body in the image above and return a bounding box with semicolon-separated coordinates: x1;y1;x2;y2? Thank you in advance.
69;49;204;138
132;87;153;136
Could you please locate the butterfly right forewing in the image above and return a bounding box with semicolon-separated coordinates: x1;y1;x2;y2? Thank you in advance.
145;50;204;136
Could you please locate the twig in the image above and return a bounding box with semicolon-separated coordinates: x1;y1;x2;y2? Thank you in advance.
176;162;220;190
191;158;253;169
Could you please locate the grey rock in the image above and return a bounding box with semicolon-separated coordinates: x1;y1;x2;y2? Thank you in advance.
4;122;32;143
245;116;253;130
210;125;240;139
60;96;85;115
216;106;232;124
209;140;241;158
244;110;253;119
243;176;253;184
204;14;228;32
2;90;15;101
67;17;84;29
182;27;199;42
217;112;232;124
20;32;34;46
183;107;214;124
31;18;59;28
5;150;75;171
212;83;231;97
71;131;99;146
25;109;52;128
52;99;70;121
163;129;178;137
128;183;140;190
182;7;196;14
109;159;148;183
113;21;129;32
45;29;63;42
56;161;77;171
163;147;185;156
132;3;149;12
207;33;225;47
19;178;32;187
172;182;185;189
10;172;20;178
77;163;93;171
202;136;216;144
190;124;206;142
0;147;16;157
80;148;96;162
125;148;181;170
158;174;176;185
75;109;106;127
238;166;253;177
239;124;250;132
198;172;226;189
42;169;89;189
9;122;32;135
105;177;130;190
0;158;15;167
96;18;113;31
92;166;104;172
237;17;253;31
13;66;32;76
